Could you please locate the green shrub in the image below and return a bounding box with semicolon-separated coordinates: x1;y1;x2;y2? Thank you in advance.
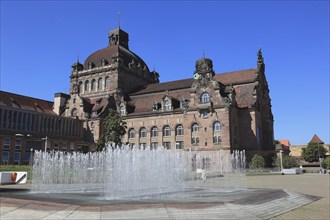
275;155;298;168
249;154;265;169
322;157;330;169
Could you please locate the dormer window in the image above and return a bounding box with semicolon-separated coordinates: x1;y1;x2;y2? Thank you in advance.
88;61;94;69
153;101;159;111
164;99;171;111
101;58;108;66
180;98;188;108
200;92;210;103
71;108;77;117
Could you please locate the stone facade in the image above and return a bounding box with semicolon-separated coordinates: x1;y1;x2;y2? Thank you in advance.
53;26;275;158
0;91;86;165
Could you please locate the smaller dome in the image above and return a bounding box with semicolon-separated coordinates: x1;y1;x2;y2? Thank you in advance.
195;58;213;74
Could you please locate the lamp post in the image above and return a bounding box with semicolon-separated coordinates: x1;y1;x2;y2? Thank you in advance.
41;136;48;152
280;150;284;174
29;148;34;166
15;134;32;165
318;145;322;174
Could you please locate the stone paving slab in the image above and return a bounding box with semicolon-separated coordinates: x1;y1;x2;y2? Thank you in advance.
1;174;329;220
0;189;319;219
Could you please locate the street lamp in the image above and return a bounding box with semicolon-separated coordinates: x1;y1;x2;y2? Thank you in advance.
29;148;34;166
280;150;284;174
318;145;322;174
41;136;48;152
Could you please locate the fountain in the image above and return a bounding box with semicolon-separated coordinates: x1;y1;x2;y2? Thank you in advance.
31;144;247;200
2;145;319;219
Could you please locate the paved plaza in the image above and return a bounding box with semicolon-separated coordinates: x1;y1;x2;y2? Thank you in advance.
1;173;329;220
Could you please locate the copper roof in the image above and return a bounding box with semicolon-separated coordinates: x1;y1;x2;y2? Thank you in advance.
308;134;324;144
0;90;56;115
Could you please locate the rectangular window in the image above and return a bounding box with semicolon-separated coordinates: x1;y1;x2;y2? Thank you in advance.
151;142;158;150
61;143;67;151
2;151;9;165
25;151;31;162
14;152;21;165
3;138;11;150
15;139;22;150
176;141;184;149
163;142;171;149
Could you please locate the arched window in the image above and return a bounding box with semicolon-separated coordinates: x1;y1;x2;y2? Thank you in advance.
84;80;89;93
71;108;77;117
140;127;146;138
200;92;210;103
213;121;221;131
163;125;171;136
98;78;103;90
105;77;110;89
91;79;96;91
151;126;158;137
128;128;135;138
192;123;199;132
213;121;222;144
191;123;199;145
79;82;83;94
164;100;171;110
176;124;184;136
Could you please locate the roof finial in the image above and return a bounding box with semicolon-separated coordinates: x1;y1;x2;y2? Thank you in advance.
77;54;80;63
118;11;120;28
202;50;205;58
257;47;263;63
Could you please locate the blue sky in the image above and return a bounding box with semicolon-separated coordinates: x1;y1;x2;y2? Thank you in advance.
1;1;329;145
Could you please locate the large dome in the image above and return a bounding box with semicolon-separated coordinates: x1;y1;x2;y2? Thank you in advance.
83;45;149;72
83;27;150;73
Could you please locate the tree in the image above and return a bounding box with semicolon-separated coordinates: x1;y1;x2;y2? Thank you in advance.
301;143;327;163
275;155;298;168
321;157;330;170
249;154;265;170
96;109;127;151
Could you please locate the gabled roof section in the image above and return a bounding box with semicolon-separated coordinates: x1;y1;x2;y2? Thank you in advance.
279;140;291;147
308;134;324;144
0;90;56;115
131;68;257;96
214;69;258;85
